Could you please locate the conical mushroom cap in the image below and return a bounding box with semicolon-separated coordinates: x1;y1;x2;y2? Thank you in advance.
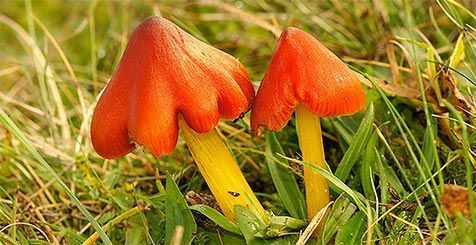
91;17;254;159
251;27;365;134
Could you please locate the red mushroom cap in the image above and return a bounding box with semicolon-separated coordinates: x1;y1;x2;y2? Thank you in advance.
251;27;365;134
91;17;254;159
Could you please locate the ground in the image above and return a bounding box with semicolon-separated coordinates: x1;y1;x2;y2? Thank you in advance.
0;0;475;244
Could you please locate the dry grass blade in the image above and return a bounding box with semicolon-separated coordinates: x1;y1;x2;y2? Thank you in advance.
296;201;333;245
196;0;282;37
0;222;51;244
82;204;149;245
0;92;62;125
31;14;87;117
170;226;185;245
0;14;71;145
0;108;112;244
354;71;420;98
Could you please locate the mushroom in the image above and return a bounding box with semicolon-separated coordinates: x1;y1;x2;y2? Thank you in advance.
250;27;365;227
91;17;265;220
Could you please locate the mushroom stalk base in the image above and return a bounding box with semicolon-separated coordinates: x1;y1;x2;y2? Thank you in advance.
179;118;266;221
296;104;330;232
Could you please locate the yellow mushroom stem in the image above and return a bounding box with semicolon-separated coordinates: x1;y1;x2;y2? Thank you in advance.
296;104;330;232
179;118;266;221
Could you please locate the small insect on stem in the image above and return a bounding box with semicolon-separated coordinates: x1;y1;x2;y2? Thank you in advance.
228;191;240;197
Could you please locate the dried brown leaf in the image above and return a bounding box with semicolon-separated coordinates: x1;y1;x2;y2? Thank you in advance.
440;184;476;219
438;65;476;116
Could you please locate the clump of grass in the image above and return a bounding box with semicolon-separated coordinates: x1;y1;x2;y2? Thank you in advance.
0;0;475;244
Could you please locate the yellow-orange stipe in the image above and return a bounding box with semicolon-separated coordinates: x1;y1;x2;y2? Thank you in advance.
179;118;266;221
296;104;330;231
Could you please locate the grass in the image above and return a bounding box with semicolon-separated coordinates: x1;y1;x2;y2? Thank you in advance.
0;0;475;244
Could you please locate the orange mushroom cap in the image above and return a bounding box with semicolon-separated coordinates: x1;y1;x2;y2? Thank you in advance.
251;27;366;134
91;17;254;159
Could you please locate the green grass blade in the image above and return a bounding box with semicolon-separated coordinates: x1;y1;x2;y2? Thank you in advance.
265;132;307;219
165;174;197;244
335;104;375;181
317;196;357;245
189;205;241;235
0;107;112;244
367;75;445;229
422;120;437;170
442;100;476;222
331;118;354;144
442;216;476;244
374;148;389;206
380;160;408;198
234;205;267;244
335;211;367;245
361;131;378;200
280;155;366;211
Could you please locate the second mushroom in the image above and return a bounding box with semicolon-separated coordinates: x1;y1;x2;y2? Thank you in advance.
251;27;366;230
